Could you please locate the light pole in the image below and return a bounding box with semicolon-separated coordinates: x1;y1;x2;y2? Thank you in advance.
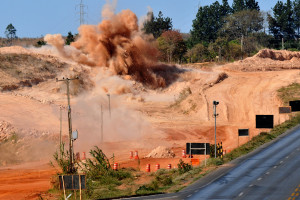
107;93;111;118
213;100;219;158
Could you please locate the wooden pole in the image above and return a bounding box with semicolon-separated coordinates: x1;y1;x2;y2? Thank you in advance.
60;106;62;159
56;77;79;173
101;104;103;143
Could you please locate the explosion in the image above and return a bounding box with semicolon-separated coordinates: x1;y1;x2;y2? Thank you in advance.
44;2;169;88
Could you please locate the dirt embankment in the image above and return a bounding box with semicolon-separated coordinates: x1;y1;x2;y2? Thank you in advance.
225;49;300;72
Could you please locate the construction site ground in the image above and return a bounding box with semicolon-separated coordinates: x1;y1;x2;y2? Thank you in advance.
0;47;299;199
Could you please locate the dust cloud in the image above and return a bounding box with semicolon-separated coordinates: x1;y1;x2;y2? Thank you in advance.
70;70;157;152
44;1;171;88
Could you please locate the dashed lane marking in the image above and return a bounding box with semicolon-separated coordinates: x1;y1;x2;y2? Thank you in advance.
238;192;244;197
257;177;262;181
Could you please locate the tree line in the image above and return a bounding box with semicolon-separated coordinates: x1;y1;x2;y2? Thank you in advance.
144;0;300;63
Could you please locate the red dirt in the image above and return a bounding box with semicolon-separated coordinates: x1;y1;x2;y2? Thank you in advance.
0;162;56;200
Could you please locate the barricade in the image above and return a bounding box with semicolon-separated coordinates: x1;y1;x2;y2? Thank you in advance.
146;164;150;172
167;164;172;169
113;163;118;171
134;151;139;159
155;164;160;171
182;149;186;158
82;152;86;160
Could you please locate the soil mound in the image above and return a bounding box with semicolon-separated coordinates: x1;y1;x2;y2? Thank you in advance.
145;146;175;158
224;49;300;72
255;49;300;60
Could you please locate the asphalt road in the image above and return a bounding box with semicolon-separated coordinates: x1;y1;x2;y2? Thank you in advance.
122;125;300;200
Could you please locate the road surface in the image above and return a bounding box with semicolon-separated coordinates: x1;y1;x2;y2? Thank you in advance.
124;125;300;200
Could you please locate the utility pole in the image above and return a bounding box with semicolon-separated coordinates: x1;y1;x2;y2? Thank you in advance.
241;35;244;60
107;93;111;119
100;104;103;143
213;101;219;158
282;38;284;50
60;106;62;159
56;77;79;173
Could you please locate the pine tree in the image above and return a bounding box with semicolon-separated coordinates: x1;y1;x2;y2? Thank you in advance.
190;2;225;45
284;0;295;38
221;0;232;16
143;11;172;38
65;32;75;45
245;0;260;11
268;0;295;39
5;23;17;45
232;0;245;13
294;0;300;35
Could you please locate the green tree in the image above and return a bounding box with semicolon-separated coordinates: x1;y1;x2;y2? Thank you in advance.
232;0;245;12
36;40;46;47
185;43;211;63
208;37;229;62
294;0;300;35
221;0;232;16
157;30;186;63
233;0;259;12
268;0;295;39
143;11;172;38
190;1;226;45
65;31;75;45
245;0;260;11
221;10;264;39
5;23;17;45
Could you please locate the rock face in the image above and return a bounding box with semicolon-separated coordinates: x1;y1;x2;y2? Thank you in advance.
146;146;175;158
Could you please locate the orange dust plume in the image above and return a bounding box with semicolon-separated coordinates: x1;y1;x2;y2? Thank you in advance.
44;2;174;88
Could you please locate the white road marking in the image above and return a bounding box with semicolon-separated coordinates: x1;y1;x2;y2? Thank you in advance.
187;194;192;197
286;156;289;159
249;184;253;187
266;172;270;175
274;166;277;169
239;192;244;197
280;161;283;164
257;177;262;181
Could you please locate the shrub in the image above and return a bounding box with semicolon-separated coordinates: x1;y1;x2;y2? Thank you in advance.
50;143;76;174
177;159;192;174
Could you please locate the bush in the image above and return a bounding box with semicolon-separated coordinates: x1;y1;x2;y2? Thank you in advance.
177;159;192;174
50;143;75;174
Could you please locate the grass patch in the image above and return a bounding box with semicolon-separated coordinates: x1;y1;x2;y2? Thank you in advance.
277;82;300;105
170;87;192;108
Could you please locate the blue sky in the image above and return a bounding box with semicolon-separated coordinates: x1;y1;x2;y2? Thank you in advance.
0;0;286;38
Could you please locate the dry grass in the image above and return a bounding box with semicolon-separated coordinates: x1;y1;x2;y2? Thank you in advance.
0;53;65;91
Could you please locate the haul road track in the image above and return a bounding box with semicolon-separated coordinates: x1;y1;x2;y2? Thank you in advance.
124;125;300;200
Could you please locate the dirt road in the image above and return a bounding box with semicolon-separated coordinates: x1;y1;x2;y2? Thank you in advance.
0;162;56;200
